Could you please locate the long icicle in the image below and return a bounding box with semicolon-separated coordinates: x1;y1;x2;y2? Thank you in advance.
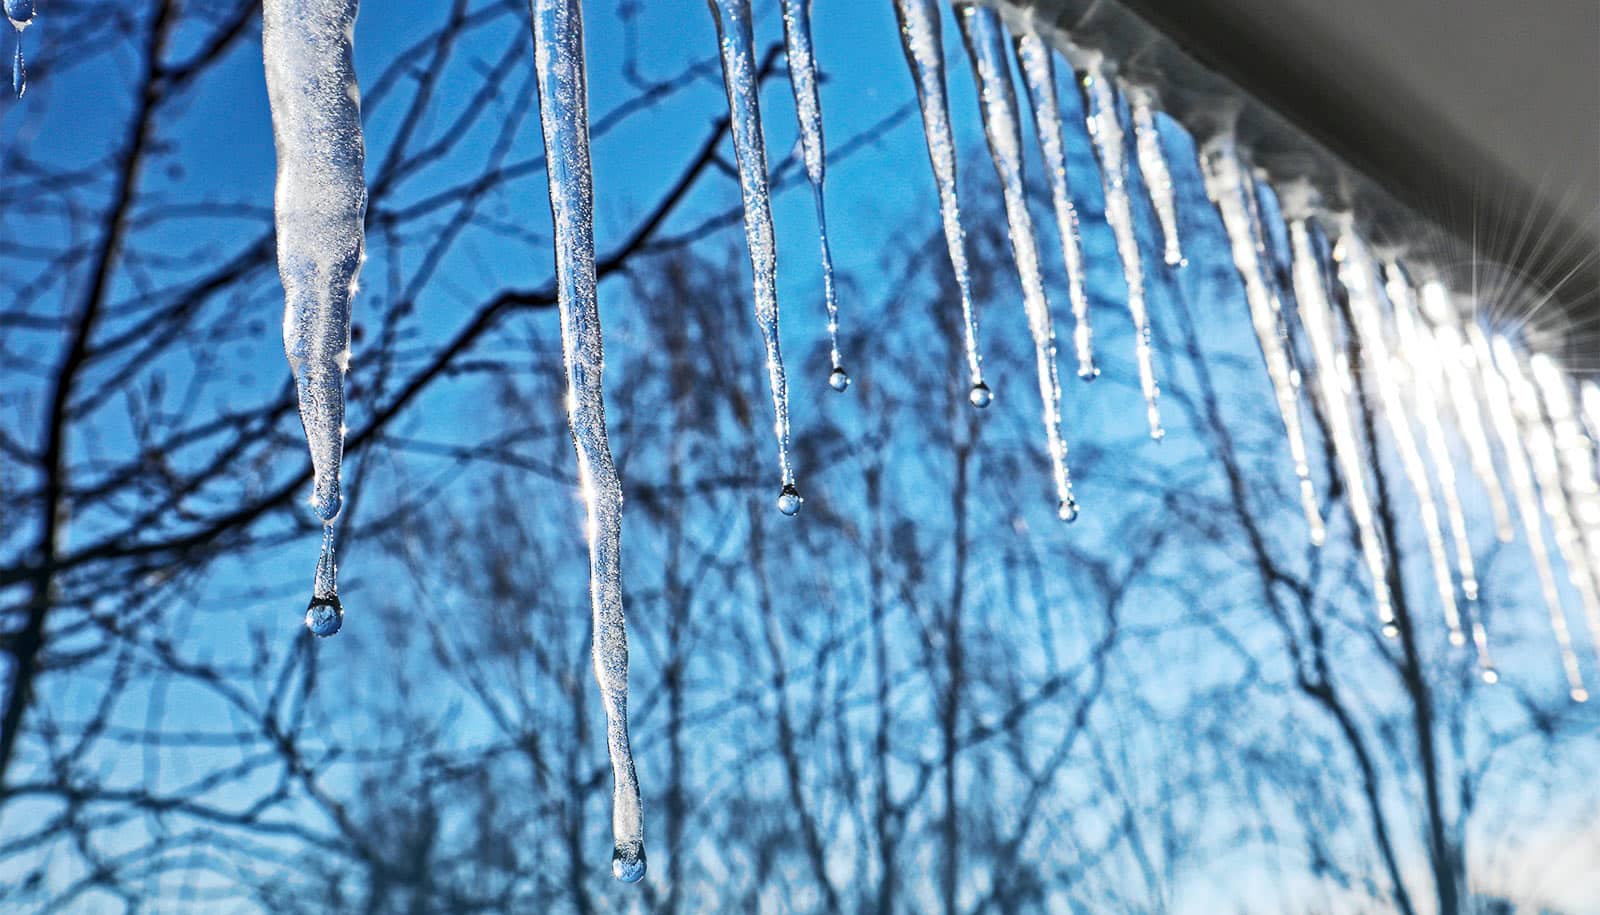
263;0;367;637
1287;216;1395;634
1533;355;1600;642
780;0;849;392
891;0;990;407
1421;283;1517;543
1473;329;1588;701
1011;29;1095;381
1501;345;1600;680
707;0;802;514
1336;231;1464;647
1387;266;1494;677
1075;50;1163;440
1125;83;1184;269
529;0;645;880
1204;158;1324;545
954;2;1076;521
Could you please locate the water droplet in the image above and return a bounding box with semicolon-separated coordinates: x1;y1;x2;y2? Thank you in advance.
968;382;993;409
305;595;343;638
776;484;802;516
828;366;850;392
1571;687;1589;704
1057;499;1079;523
1077;365;1100;381
1480;667;1499;685
1448;630;1466;647
612;842;647;883
1381;623;1399;639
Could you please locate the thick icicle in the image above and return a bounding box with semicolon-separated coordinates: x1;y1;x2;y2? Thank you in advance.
1286;217;1395;634
1012;30;1095;380
1335;232;1463;646
1125;84;1184;268
1500;345;1600;681
1075;52;1163;439
780;0;848;391
891;0;989;405
1420;283;1517;543
1204;161;1324;545
529;0;644;881
955;3;1076;521
263;0;367;635
1388;266;1494;676
1474;331;1588;701
5;0;31;97
707;0;802;514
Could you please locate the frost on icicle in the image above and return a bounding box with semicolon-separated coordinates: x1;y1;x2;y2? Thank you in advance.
1012;30;1095;381
5;0;32;97
1286;217;1395;635
263;0;367;635
530;0;645;881
1204;160;1324;545
955;4;1077;521
1075;51;1163;440
1125;84;1184;268
1387;266;1494;676
1335;231;1464;648
1420;283;1517;543
1474;330;1589;701
779;0;848;391
707;0;802;515
891;0;989;406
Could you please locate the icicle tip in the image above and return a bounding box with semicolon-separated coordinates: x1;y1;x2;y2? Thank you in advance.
612;841;647;883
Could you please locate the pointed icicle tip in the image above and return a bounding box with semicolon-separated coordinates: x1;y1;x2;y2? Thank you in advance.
968;381;993;409
305;595;344;638
1381;623;1400;640
1571;688;1589;704
1480;667;1499;685
776;483;803;516
612;842;647;883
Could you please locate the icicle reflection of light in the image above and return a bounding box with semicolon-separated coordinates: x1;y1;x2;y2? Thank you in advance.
1477;332;1589;702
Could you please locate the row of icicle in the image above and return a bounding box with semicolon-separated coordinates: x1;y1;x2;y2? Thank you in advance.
211;0;1600;883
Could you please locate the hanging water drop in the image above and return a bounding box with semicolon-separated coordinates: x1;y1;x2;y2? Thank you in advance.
707;0;800;506
955;3;1078;524
1074;51;1163;440
1012;30;1096;380
777;484;803;516
264;0;367;627
779;0;848;386
891;0;988;400
1058;498;1079;523
305;525;343;637
828;366;851;392
1125;84;1185;268
5;0;31;98
530;0;644;881
969;381;993;409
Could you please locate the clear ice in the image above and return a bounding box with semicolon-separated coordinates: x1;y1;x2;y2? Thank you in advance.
530;0;645;880
1076;52;1162;440
1125;84;1184;268
707;0;801;512
1012;30;1096;380
780;0;847;389
891;0;988;403
955;3;1076;521
263;0;367;632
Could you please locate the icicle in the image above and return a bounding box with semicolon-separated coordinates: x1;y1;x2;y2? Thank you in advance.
1335;232;1463;646
707;0;802;514
1204;160;1324;545
1076;52;1163;440
780;0;847;391
1474;331;1589;701
530;0;645;881
305;525;343;636
891;0;989;406
263;0;367;634
1286;217;1395;634
5;0;31;97
1387;266;1494;677
1502;346;1600;682
1125;84;1184;268
1533;355;1600;611
1011;30;1096;380
955;3;1076;521
1421;283;1517;543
